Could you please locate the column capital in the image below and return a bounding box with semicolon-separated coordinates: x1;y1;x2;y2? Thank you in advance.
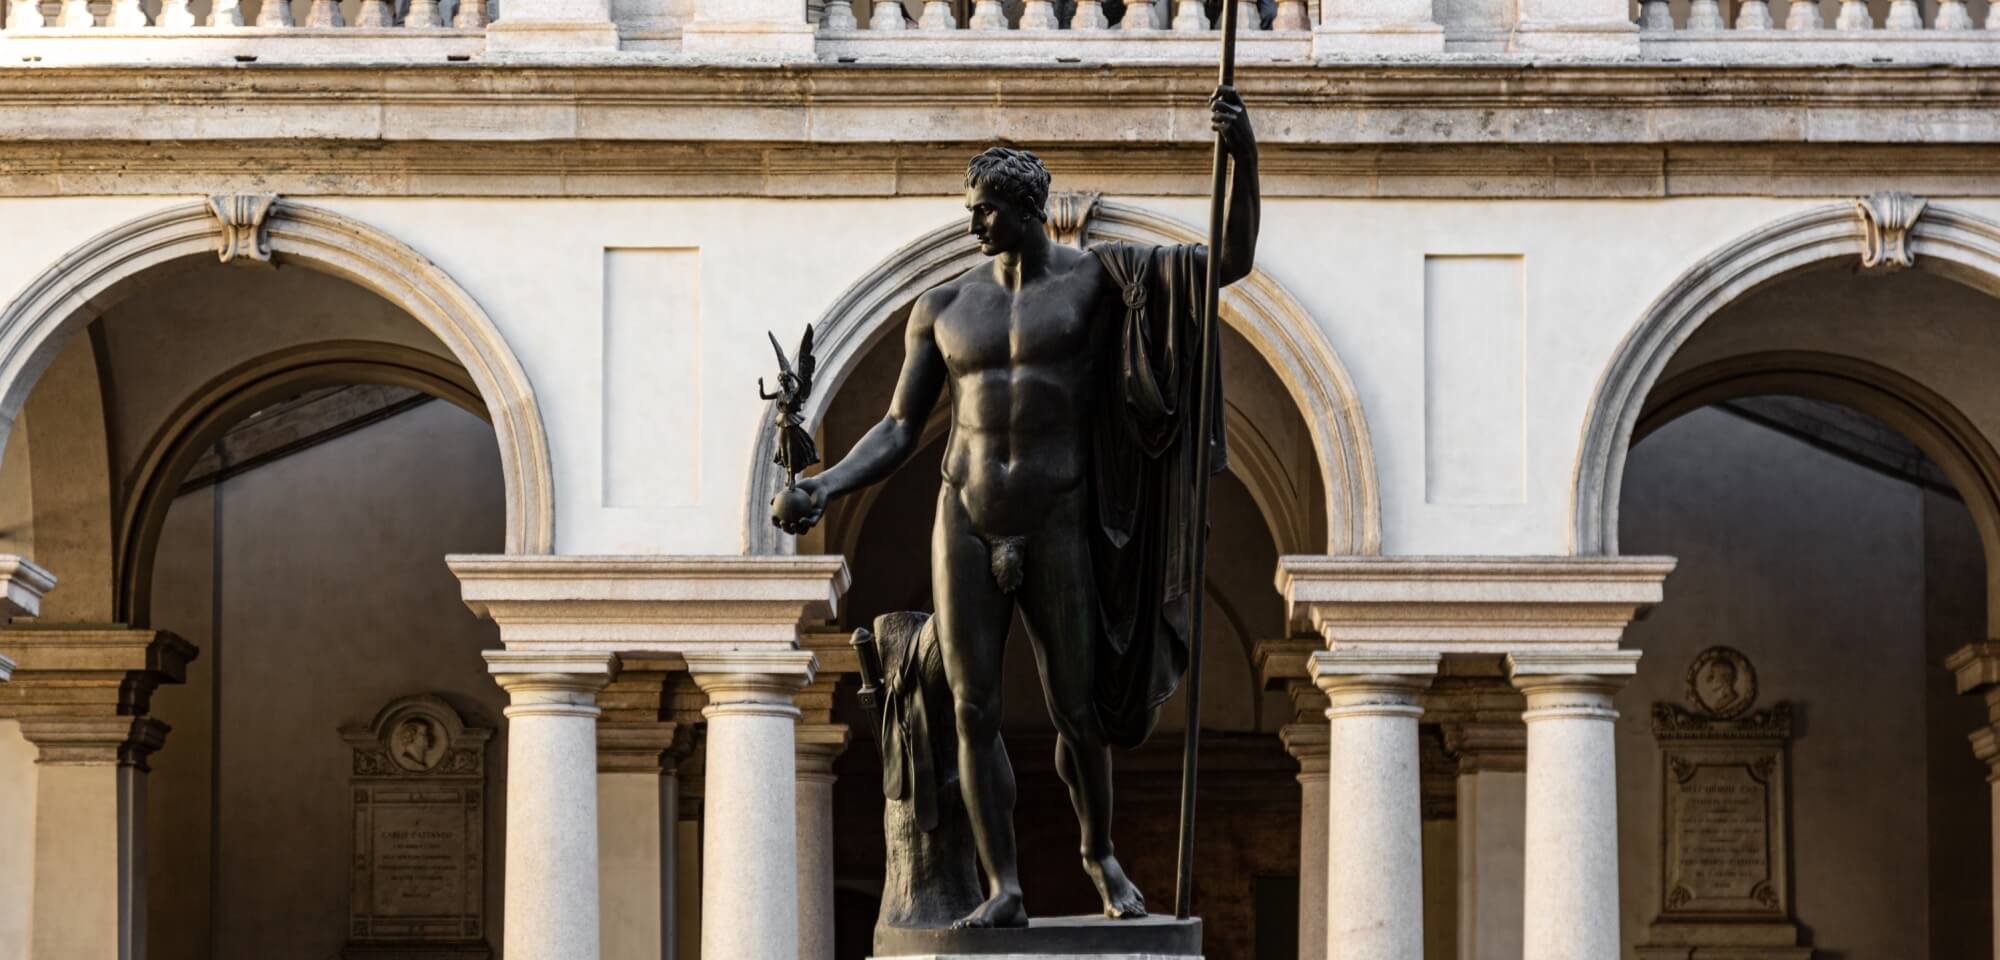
1278;555;1674;654
1279;721;1329;777
688;650;816;720
449;553;848;654
1508;650;1639;723
17;715;169;768
0;555;55;620
1312;650;1438;719
485;649;618;718
796;722;850;780
597;720;686;774
0;627;195;722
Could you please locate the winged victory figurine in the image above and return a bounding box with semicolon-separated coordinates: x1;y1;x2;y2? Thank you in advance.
759;324;819;490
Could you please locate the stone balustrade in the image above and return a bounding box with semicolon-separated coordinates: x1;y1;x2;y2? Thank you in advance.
4;0;1998;58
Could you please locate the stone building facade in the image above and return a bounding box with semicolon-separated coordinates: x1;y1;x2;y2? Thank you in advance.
1;1;1999;958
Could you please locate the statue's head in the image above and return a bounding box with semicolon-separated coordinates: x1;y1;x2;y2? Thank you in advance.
965;147;1049;255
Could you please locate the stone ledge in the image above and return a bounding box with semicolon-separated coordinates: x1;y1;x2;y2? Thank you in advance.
449;553;848;651
1278;555;1675;653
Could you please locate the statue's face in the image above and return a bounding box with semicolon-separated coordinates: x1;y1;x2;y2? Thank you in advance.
965;182;1034;256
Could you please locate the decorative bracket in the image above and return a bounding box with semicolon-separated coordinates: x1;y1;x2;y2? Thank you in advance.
1857;192;1927;271
1046;191;1100;248
207;193;279;265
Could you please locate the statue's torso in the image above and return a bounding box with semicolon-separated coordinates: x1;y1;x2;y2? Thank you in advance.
929;248;1110;537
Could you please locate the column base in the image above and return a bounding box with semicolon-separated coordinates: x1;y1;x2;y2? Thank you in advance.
873;915;1201;959
484;19;621;52
1509;18;1639;53
1313;20;1444;53
680;20;817;56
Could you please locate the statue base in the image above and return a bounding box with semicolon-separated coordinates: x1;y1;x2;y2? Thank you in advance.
873;915;1202;959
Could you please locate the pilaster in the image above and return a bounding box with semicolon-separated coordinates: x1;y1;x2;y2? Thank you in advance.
1427;658;1527;960
796;721;849;960
1946;641;2000;957
595;663;687;960
0;626;191;960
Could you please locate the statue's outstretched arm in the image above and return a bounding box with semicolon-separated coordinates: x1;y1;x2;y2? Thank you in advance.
810;292;948;503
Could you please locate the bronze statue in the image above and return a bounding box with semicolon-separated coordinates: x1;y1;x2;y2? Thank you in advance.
760;325;820;489
773;87;1258;930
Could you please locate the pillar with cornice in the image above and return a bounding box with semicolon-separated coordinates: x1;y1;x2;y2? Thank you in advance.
1256;638;1333;960
1947;642;2000;957
597;658;697;960
1430;659;1527;960
0;624;192;960
1280;555;1673;960
451;554;848;960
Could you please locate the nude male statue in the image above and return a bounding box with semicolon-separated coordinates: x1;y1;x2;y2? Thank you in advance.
774;87;1258;929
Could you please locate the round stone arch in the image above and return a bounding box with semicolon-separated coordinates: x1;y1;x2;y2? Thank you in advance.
743;199;1381;558
0;199;555;556
1574;201;2000;559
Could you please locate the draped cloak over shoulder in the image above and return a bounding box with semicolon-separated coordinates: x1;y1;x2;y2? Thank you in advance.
1087;241;1227;750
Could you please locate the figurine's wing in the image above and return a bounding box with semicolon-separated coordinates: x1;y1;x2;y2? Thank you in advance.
767;331;795;379
797;324;816;401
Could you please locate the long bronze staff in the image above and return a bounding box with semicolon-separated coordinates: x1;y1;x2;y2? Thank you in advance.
1174;0;1243;922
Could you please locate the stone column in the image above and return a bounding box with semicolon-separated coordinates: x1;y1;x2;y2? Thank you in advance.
597;661;688;960
1280;716;1329;960
0;626;191;960
1946;642;2000;955
1507;651;1640;960
796;721;849;960
1314;650;1438;960
688;650;816;960
486;650;618;960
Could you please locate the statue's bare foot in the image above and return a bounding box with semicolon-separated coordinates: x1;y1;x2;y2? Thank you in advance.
950;891;1028;929
1084;854;1147;919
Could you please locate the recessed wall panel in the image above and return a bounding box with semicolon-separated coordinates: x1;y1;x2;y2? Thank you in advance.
1423;255;1526;505
603;247;700;508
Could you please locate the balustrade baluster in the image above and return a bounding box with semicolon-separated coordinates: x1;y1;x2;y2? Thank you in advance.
4;0;46;28
307;0;344;26
355;0;392;24
256;0;293;26
1685;0;1723;29
1783;0;1822;28
207;0;242;23
104;0;145;25
1883;0;1919;26
1986;0;1997;28
1934;0;1970;27
1121;0;1156;26
451;0;486;29
1171;0;1206;29
868;0;905;28
406;0;444;25
60;0;93;27
967;0;1005;28
1070;0;1106;27
157;0;195;25
819;0;857;28
916;0;952;27
1639;0;1673;28
1834;0;1871;28
1019;0;1056;28
1273;0;1307;29
1734;0;1771;27
1235;0;1257;26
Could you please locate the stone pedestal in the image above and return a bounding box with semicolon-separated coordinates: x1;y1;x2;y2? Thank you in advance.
483;0;619;52
1314;650;1439;960
485;650;618;960
872;915;1202;959
797;722;849;960
0;626;191;960
681;0;816;56
689;650;816;960
1509;651;1638;960
1312;0;1444;53
1511;0;1639;53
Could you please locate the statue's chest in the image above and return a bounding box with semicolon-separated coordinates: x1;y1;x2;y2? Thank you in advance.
935;289;1093;372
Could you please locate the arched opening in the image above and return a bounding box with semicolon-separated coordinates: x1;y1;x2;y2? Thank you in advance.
771;201;1379;960
1586;230;2000;956
0;202;545;960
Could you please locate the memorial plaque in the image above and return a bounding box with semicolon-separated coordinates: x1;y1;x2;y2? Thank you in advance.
1637;647;1813;960
342;695;493;960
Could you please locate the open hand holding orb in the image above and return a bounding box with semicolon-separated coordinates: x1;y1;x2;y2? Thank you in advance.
771;479;826;535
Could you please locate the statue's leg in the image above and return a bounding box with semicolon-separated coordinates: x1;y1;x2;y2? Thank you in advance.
1018;517;1148;920
932;486;1028;930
